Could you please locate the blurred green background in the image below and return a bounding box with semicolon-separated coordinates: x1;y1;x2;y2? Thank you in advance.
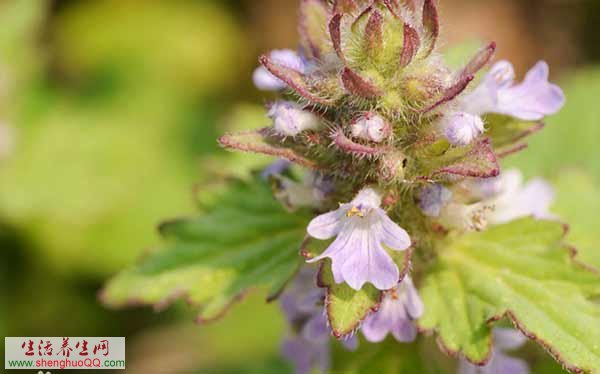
0;0;598;372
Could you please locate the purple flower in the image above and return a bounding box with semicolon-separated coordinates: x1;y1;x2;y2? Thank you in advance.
253;49;305;91
261;159;291;180
463;60;565;121
441;112;485;146
307;188;411;291
272;172;331;211
268;101;320;137
351;113;390;143
361;277;424;343
419;184;453;217
459;328;529;374
438;60;564;146
280;267;356;374
486;169;556;225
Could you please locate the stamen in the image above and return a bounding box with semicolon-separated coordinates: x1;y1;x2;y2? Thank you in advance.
346;206;365;218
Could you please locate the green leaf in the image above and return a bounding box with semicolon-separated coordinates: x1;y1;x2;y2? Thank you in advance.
101;177;311;322
418;218;600;373
317;260;382;337
553;170;600;272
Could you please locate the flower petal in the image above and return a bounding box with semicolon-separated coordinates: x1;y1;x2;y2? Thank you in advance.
497;61;565;120
495;355;530;374
302;313;329;343
391;319;418;342
361;311;391;343
340;233;400;290
518;178;556;220
378;210;411;251
307;208;344;240
494;328;528;351
403;278;425;318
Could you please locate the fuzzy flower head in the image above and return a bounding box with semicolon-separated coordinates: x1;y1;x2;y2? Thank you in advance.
351;113;391;143
307;188;411;291
361;277;424;343
268;101;320;137
253;49;305;91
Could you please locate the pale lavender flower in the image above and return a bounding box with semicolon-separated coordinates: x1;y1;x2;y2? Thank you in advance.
441;112;485;146
437;170;554;231
437;202;495;232
268;101;320;137
351;113;390;143
253;49;305;91
361;277;424;343
459;328;529;374
419;184;453;217
273;173;330;211
307;188;411;291
463;60;565;121
440;60;564;146
486;169;556;225
280;267;356;374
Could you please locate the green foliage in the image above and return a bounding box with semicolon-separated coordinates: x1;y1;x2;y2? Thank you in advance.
418;218;600;372
553;170;600;271
317;260;382;337
52;0;245;93
102;177;311;321
332;335;458;374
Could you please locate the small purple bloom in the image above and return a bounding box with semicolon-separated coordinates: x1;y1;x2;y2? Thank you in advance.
459;328;529;374
464;60;565;121
484;169;556;224
268;101;320;137
419;184;453;217
441;111;485;146
280;267;356;374
307;188;411;291
261;159;291;180
253;49;305;91
272;172;334;211
361;277;424;343
351;113;390;143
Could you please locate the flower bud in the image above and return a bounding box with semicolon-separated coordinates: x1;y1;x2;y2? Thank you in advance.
378;151;408;183
441;111;484;146
351;113;391;143
253;50;305;91
268;101;320;137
